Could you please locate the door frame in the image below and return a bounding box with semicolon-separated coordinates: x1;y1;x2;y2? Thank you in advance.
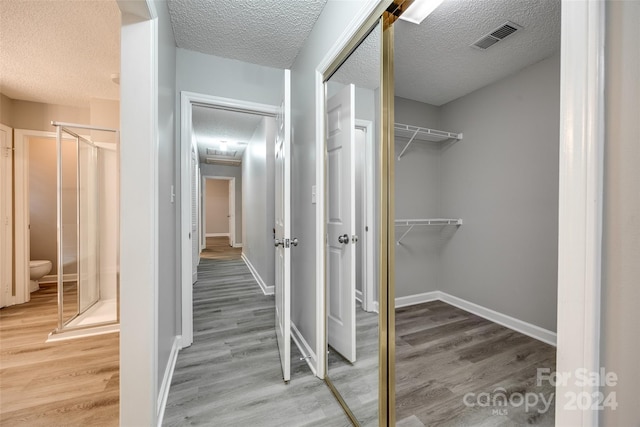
355;119;375;313
12;129;77;307
180;91;278;348
0;123;15;308
202;176;235;245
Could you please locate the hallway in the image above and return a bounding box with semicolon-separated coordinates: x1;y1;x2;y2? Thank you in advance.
163;238;349;426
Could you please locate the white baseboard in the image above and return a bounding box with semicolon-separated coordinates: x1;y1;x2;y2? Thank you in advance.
395;291;440;308
41;273;78;284
355;289;363;304
206;233;229;237
437;292;557;347
157;336;181;427
241;253;273;295
393;291;557;347
291;322;317;376
233;243;243;248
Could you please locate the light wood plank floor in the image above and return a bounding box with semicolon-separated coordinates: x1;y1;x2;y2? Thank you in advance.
163;240;351;427
396;301;556;426
0;284;119;426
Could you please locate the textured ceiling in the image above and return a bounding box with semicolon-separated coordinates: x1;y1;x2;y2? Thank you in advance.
167;0;328;69
330;23;380;90
0;0;121;107
192;106;264;164
395;0;560;106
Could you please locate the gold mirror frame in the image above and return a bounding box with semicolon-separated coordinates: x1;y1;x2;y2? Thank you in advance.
321;1;408;425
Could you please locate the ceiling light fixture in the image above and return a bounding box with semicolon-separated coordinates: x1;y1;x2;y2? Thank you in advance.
399;0;445;25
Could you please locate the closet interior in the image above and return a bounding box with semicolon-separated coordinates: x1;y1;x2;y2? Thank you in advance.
392;0;561;425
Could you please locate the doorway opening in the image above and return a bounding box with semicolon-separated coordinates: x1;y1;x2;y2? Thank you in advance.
202;176;235;248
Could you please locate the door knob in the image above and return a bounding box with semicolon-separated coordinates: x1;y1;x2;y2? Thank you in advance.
274;239;283;247
291;238;299;246
351;235;358;243
338;234;349;244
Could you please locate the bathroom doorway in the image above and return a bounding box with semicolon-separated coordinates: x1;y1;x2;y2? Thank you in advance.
12;124;120;339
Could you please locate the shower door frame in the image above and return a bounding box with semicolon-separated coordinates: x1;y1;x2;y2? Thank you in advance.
53;121;120;333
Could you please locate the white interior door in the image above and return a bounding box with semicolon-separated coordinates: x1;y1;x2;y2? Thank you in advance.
274;69;292;382
327;84;356;363
0;124;13;308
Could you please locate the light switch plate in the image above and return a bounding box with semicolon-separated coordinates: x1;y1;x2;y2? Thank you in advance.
311;185;316;204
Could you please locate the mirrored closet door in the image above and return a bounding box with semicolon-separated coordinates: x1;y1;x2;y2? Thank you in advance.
322;2;401;424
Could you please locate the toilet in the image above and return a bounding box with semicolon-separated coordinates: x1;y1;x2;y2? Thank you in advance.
29;260;52;292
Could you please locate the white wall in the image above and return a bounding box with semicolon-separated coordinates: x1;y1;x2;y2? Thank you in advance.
242;117;276;288
119;0;178;424
0;95;90;131
200;163;243;244
176;49;283;106
438;54;560;332
155;0;179;403
394;97;441;298
600;1;640;424
289;0;374;360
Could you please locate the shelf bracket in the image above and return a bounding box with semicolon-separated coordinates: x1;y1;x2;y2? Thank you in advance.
397;128;419;160
396;224;414;245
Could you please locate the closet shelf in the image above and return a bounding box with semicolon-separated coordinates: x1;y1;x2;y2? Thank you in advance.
395;123;463;160
394;218;463;245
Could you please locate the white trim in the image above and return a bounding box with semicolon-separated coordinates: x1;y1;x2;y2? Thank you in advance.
395;291;440;309
241;253;273;295
206;233;229;237
314;69;326;380
556;0;605;425
181;93;279;351
232;243;243;248
437;292;557;347
13;130;75;307
394;291;557;347
46;323;119;342
119;6;158;425
314;0;389;379
156;336;181;426
291;322;318;376
355;120;375;313
355;289;363;304
0;123;13;309
41;273;78;283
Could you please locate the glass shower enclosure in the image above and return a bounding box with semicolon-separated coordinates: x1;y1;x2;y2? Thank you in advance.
51;121;119;338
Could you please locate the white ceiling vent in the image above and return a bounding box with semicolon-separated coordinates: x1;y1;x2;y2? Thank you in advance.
206;148;238;157
471;21;522;50
205;157;241;166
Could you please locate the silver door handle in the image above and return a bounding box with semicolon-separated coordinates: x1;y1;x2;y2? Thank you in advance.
351;235;358;243
291;238;299;246
338;234;349;244
274;239;283;247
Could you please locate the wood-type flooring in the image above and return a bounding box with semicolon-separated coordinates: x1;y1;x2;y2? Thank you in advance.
395;301;556;426
327;304;378;426
0;284;119;426
162;238;351;426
